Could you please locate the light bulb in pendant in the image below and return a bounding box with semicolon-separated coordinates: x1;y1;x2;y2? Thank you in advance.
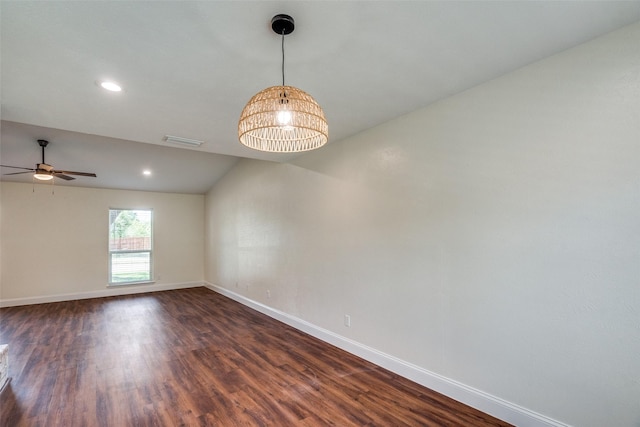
277;110;292;126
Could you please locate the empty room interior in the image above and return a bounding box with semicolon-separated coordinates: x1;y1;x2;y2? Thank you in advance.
1;2;639;426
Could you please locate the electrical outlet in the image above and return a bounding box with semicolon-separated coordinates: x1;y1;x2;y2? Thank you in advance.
267;290;271;298
344;314;351;327
235;282;238;288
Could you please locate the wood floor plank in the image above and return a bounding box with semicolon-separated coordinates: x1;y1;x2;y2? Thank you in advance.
0;287;513;426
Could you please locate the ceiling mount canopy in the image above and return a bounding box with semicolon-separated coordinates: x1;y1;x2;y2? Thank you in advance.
238;14;328;153
270;13;294;35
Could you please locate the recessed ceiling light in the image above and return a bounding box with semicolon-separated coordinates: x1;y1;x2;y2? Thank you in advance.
143;170;152;176
97;80;122;92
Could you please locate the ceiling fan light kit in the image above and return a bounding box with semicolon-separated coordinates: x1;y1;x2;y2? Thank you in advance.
33;163;54;181
238;14;328;153
33;172;54;181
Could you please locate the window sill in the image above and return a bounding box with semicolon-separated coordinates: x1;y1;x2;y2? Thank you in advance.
108;280;156;288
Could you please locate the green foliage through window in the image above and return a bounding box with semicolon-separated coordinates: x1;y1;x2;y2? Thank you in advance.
109;209;153;284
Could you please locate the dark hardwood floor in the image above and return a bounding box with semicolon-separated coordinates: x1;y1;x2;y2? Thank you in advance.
0;287;512;426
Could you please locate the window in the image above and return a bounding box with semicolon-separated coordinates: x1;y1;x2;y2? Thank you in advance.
109;208;153;285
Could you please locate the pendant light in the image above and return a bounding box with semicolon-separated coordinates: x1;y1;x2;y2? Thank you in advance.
238;14;328;153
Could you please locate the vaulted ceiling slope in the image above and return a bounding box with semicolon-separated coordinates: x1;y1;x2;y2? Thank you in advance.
2;1;639;193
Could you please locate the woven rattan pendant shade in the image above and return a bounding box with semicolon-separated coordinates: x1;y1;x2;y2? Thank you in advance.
238;85;328;152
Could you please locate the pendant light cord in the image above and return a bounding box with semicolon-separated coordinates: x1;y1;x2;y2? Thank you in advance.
281;30;285;86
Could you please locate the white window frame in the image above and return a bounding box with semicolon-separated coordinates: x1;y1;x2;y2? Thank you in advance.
108;208;154;286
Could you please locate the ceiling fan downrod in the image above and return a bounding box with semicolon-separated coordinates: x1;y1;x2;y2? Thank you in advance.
38;139;49;164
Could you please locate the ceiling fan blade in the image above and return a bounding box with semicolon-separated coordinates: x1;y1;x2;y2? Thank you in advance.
1;165;35;171
4;171;35;176
54;170;97;177
53;173;75;181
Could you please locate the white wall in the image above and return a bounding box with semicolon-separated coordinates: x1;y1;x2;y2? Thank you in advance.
1;182;204;302
205;23;640;427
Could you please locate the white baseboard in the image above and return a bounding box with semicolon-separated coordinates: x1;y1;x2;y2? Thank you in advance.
205;282;570;427
0;281;203;308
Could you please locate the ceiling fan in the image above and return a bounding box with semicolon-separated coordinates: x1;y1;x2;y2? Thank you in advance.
1;139;97;181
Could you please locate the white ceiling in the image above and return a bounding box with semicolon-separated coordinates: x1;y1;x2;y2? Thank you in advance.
2;1;640;193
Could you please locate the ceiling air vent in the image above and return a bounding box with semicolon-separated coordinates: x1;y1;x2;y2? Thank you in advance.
163;135;204;147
